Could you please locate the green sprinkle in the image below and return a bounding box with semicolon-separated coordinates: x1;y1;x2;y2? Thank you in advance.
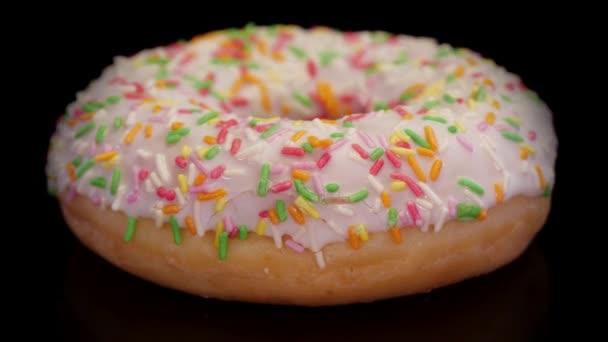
82;102;104;112
393;50;408;64
76;159;95;179
343;121;353;128
302;142;314;153
211;58;240;66
166;132;181;145
474;86;487;101
268;25;279;36
443;94;456;103
174;127;191;136
388;208;398;227
326;183;340;193
320;50;339;66
169;216;182;245
249;118;258;127
404;129;431;148
501;131;524;143
89;177;107;188
239;225;248;240
456;203;482;220
364;64;378;75
146;57;169;65
446;74;456;83
457;177;485;195
156;67;169;80
113;117;123;129
373;102;390;111
294;179;320;202
191;108;202;113
289;46;308;59
543;185;551;197
261;163;270;181
399;90;418;102
124;216;137;242
257;179;268;197
95;125;107;144
72;157;82;168
75;122;95;138
503;117;520;129
204;146;221;160
106;96;121;104
369;148;384;161
111;168;121;196
423;116;447;124
423;100;441;110
501;95;512;103
194;79;213;90
448;125;458;134
276;200;287;222
260;124;281;139
293;92;314;107
219;232;228;261
211;89;225;102
436;47;451;58
197;111;219;125
349;189;369;203
330;133;344;138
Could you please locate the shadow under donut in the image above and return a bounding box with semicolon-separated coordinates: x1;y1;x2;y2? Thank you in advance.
57;238;550;341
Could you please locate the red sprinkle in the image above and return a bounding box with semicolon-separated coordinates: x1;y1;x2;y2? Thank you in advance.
230;97;249;107
219;101;232;113
138;168;149;181
528;130;537;141
175;156;188;169
416;108;429;115
395;141;411;149
254;123;274;133
351;144;369;159
216;128;228;144
317;152;331;169
471;71;484;78
390;172;424;197
385;150;402;168
259;210;269;218
165;189;176;201
217;119;238;129
229;227;239;238
230;138;242;155
506;83;515;91
210;165;226;179
340;94;354;103
307;59;317;78
270;180;292;193
156;186;167;199
281;147;305;157
369;158;384;175
178;109;193;114
457;98;464;104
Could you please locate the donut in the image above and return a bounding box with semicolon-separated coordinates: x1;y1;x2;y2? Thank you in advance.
46;24;557;306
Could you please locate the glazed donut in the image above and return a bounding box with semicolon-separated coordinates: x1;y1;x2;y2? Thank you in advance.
46;24;557;306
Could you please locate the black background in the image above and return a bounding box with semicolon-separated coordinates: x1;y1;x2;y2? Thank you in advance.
21;5;583;341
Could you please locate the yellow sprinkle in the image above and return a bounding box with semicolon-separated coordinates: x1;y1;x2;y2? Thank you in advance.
492;99;501;109
198;147;209;159
418;80;445;101
143;97;156;103
124;122;143;144
181;145;191;158
215;196;227;213
320;119;337;125
467;98;477;110
390;181;407;191
483;78;495;88
394;130;410;142
485;112;496;125
455;121;466;132
293;120;303;126
403;113;414;120
357;224;369;241
520;143;536;154
214;220;224;248
295;196;320;219
178;174;188;194
292;169;310;181
152;105;163;113
520;148;529;160
208;117;220;125
389;135;399;145
256;218;267;235
454;65;465;78
268;70;281;82
291;130;307;142
94;151;117;162
144;124;153;138
381;192;391;208
407;155;427;182
102;156;119;169
203;135;217;145
391;147;415;157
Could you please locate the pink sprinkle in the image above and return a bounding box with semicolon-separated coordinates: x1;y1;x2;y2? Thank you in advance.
281;147;305;157
291;161;316;170
378;135;390;149
394;106;408;115
270;164;285;175
395;140;411;149
259;210;269;218
127;191;139;204
286;239;304;253
417;108;429;115
472;71;484;78
230;138;241;155
91;194;101;206
132;167;140;192
230;97;249;107
494;123;512;132
229;227;238;238
307;59;317;78
138;168;149;181
407;201;423;227
506;83;516;91
328;138;347;152
74;109;84;117
189;154;209;175
148;116;165;123
344;31;360;43
477;122;489;131
369;159;384;175
217;119;238;129
178;108;193;114
223;216;235;232
216;128;228;144
175;156;188;169
88;143;97;158
267;128;289;142
351;144;369;159
456;135;474;152
156;186;167;199
270;180;292;193
103;143;113;153
220;101;232;113
317;152;331;169
189;184;214;194
344;113;367;122
385;150;402;168
388;99;400;108
165;189;176;201
312;174;327;197
210;165;226;179
178;53;195;66
528;130;537;141
390;172;424;197
357;131;375;148
448;197;456;218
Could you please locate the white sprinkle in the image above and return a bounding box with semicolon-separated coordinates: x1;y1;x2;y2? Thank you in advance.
327;138;347;152
74;140;88;154
367;174;384;193
373;198;382;212
464;189;484;206
421;207;431;232
438;141;449;153
149;172;162;187
155;154;170;182
187;163;196;185
326;219;345;236
348;151;367;164
415;198;433;210
520;160;530;173
235;142;264;159
166;107;177;121
315;251;326;269
223;133;234;150
308;225;320;252
504;172;511;195
417;182;443;206
126;111;137;126
144;179;154;193
479;133;496;149
481;142;504;171
96;109;107;117
335;205;354;216
434;206;449;233
271;226;283;249
193;200;205;237
111;185;126;211
293;228;307;241
136;149;152;159
245;127;257;141
224;168;246;176
175;187;186;206
154;209;163;228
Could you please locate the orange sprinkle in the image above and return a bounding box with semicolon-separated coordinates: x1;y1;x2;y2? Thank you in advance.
66;163;77;181
156;80;166;88
291;130;307;142
258;83;271;112
403;113;414;120
185;216;196;235
288;205;305;225
430;159;443;181
318;139;333;149
292;169;310;181
381;191;391;208
317;81;339;118
271;51;284;62
454;65;465;78
94;151;118;162
485;112;496;125
417;147;435;158
124;123;143;144
407;156;427;182
143;97;156;103
268;208;280;225
494;183;504;204
203;135;217;145
152;105;163;113
78;113;94;122
144;124;153;138
390;227;402;244
256;39;267;55
492;100;501;109
477;209;487;221
197;189;227;201
483;78;495;88
194;174;206;186
535;164;547;190
320;119;337;125
171;122;184;130
281;103;290;114
520;148;529;160
162;204;179;215
467;57;478;66
424;126;438;151
348;226;361;250
66;119;78;127
343;104;353;115
230;78;244;97
402;83;425;98
308;136;321;147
